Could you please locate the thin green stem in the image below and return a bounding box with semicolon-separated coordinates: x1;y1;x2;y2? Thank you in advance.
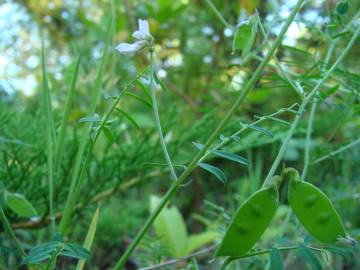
113;1;305;268
197;103;298;164
255;9;302;96
0;206;26;257
301;10;358;180
221;245;324;270
41;41;55;236
262;25;360;187
149;48;177;180
203;0;233;29
311;138;360;165
301;102;316;180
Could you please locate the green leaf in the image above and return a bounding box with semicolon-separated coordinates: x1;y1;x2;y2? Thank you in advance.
319;85;339;100
198;163;227;184
210;149;249;165
269;248;284;270
78;116;102;124
336;1;349;14
233;22;252;52
5;192;37;218
297;244;322;270
115;108;140;128
186;231;219;254
232;16;258;56
61;243;91;260
246;123;274;137
136;77;152;101
266;116;291;126
24;241;62;264
192;142;204;150
150;196;188;257
124;92;152;108
102;126;114;143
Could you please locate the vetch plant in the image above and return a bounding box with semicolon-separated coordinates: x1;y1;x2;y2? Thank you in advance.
1;0;360;269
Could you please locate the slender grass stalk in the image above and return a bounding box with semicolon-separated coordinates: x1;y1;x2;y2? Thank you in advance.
114;1;305;268
75;206;100;270
301;102;316;180
0;206;26;257
41;41;56;236
311;138;360;165
149;48;177;180
54;53;81;173
59;19;113;234
262;25;360;187
203;0;233;29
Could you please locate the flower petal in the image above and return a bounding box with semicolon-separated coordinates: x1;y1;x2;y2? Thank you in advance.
132;30;146;40
115;41;146;56
138;19;150;35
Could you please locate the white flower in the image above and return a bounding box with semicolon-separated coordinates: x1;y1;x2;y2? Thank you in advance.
116;19;152;56
115;41;147;56
132;19;151;40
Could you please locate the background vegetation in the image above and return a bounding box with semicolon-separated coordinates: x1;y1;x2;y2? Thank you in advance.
0;0;359;269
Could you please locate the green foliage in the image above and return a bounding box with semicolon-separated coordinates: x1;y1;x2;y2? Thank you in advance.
0;0;360;269
150;196;218;258
5;192;37;218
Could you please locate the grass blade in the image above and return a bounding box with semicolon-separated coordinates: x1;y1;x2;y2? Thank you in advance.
59;17;113;234
41;40;56;236
75;206;100;270
54;53;81;173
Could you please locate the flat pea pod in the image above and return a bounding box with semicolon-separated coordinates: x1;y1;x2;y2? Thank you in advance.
215;187;279;257
288;180;346;243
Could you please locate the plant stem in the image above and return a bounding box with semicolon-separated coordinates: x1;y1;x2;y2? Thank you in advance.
197;103;298;164
139;245;216;270
113;1;305;268
0;206;26;257
301;10;358;180
203;0;233;29
311;138;360;165
262;24;360;187
301;102;316;180
149;48;177;180
255;9;302;96
220;245;323;270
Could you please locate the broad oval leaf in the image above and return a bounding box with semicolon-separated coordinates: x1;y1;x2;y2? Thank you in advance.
150;196;188;257
6;192;37;218
199;162;227;184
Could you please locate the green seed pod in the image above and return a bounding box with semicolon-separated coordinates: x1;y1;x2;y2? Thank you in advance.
215;187;279;257
288;180;347;243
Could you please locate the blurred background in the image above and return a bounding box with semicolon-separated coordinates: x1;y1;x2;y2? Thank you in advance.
0;0;360;269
